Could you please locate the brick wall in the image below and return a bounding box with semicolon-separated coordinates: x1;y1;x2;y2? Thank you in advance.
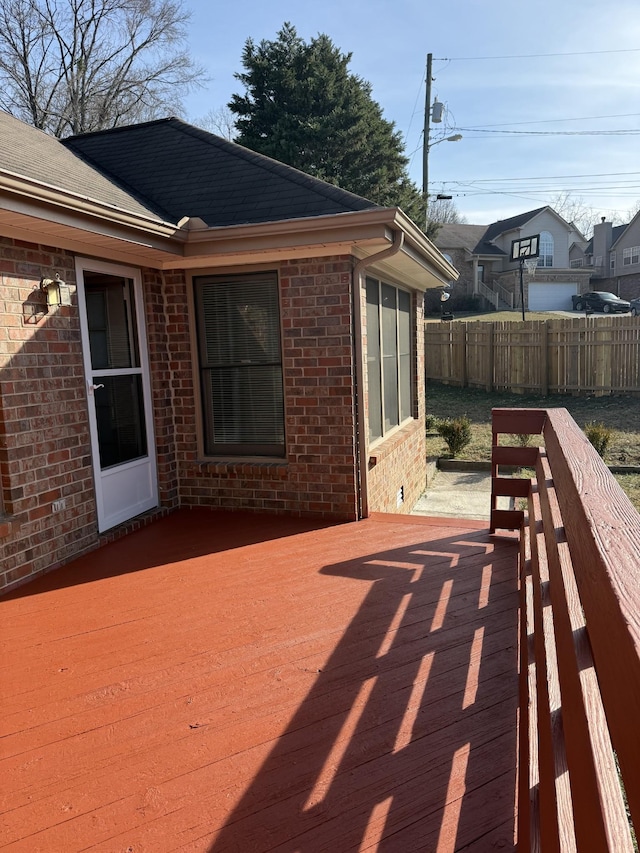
142;268;180;510
0;238;98;590
595;274;640;302
1;243;430;592
162;256;360;520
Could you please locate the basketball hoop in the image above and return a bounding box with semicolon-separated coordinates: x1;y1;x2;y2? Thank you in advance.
524;258;538;276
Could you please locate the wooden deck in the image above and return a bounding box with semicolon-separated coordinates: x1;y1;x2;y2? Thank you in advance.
1;509;520;852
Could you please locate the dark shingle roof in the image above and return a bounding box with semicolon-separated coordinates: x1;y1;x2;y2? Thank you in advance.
63;117;379;227
0;111;165;221
434;224;487;251
471;206;548;255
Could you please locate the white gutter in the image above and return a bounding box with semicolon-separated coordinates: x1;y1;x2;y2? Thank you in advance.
352;231;405;520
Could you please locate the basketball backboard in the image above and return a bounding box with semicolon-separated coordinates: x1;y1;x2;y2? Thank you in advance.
510;234;540;262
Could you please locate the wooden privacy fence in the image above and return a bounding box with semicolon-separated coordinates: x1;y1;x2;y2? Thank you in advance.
425;316;640;395
491;408;640;851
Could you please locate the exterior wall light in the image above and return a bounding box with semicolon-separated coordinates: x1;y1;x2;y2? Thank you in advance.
40;273;64;306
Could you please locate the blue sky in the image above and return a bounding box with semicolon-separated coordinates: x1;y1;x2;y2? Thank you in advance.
182;0;640;229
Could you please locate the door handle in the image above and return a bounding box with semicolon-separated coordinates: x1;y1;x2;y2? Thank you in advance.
88;383;105;394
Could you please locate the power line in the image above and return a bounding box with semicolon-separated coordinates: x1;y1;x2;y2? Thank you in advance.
444;170;640;183
457;127;640;137
435;48;640;61
460;113;640;128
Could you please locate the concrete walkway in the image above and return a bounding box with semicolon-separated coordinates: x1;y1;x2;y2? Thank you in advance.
412;467;509;521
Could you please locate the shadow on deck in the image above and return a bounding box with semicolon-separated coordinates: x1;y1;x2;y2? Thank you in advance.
1;509;519;852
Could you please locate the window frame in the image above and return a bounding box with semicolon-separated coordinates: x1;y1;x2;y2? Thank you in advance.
537;231;554;268
366;276;414;445
623;246;640;266
193;271;286;458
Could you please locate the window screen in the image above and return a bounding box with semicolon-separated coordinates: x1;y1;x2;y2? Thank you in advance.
366;277;413;442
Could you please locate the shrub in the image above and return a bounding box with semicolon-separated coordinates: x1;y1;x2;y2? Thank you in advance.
510;432;532;447
584;421;613;458
425;413;438;433
436;416;472;457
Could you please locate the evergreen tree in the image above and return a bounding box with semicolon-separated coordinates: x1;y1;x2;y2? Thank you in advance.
229;23;426;226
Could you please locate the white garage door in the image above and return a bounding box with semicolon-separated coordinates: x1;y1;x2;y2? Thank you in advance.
528;282;578;311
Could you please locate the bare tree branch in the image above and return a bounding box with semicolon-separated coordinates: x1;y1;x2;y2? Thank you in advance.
0;0;206;137
195;106;237;140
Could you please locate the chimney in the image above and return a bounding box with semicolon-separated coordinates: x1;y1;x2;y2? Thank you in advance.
593;216;613;256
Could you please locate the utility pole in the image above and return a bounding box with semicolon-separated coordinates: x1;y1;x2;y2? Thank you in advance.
422;53;432;229
422;54;461;232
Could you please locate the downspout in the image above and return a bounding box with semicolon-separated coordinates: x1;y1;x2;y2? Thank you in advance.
160;269;181;506
352;230;405;519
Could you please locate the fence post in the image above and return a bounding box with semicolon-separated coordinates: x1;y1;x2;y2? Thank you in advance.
541;321;549;396
459;322;467;387
486;323;494;392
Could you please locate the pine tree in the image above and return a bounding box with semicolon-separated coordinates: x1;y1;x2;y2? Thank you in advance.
229;23;425;225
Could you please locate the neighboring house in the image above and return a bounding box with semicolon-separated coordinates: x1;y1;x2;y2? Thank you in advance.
582;215;640;301
436;207;591;311
0;113;456;592
429;223;487;298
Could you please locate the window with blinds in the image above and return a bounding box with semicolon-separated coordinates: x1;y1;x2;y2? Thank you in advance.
194;273;285;456
366;277;412;443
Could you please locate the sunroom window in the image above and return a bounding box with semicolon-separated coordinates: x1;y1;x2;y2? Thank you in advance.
194;273;285;456
366;277;412;443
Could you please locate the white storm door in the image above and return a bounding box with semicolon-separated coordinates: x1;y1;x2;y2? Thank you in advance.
76;258;158;532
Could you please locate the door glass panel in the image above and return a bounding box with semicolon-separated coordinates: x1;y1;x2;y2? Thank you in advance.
94;375;147;469
85;273;140;369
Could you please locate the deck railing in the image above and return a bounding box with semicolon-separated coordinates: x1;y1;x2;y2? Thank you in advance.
490;407;640;851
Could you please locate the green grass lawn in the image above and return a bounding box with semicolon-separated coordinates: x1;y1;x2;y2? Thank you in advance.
425;383;640;511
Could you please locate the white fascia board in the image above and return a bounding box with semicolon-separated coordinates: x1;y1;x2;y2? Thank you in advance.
179;207;458;284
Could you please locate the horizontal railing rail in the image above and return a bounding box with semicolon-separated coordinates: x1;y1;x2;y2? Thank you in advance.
491;407;640;851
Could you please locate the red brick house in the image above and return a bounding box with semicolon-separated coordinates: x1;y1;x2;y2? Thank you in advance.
0;113;456;592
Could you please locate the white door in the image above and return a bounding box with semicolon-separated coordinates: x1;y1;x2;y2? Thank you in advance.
76;258;158;532
528;282;578;311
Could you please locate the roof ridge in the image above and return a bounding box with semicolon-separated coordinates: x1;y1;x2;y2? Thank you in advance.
489;206;547;231
65;116;176;143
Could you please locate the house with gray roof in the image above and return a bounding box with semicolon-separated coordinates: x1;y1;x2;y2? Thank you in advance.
579;216;640;301
0;112;456;592
434;206;591;312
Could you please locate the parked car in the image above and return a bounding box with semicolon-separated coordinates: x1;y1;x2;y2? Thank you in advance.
630;297;640;316
572;291;631;313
